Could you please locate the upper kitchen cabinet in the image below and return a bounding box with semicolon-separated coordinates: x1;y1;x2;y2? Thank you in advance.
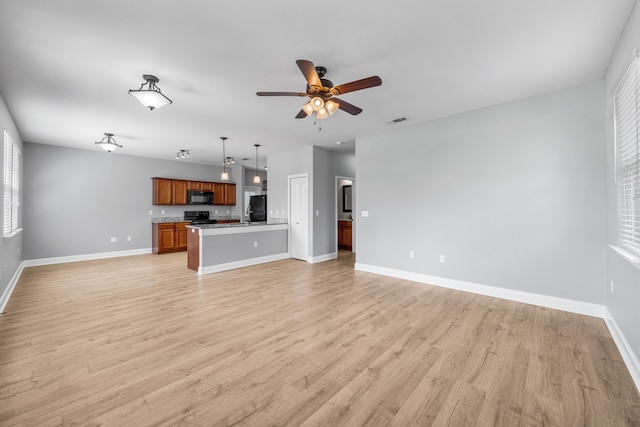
152;177;188;205
153;177;235;205
213;183;236;206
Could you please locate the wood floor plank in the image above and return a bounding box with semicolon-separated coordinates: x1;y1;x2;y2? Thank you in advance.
0;251;638;426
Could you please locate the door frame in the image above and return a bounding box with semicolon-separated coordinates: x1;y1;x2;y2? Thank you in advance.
335;175;355;254
288;173;311;262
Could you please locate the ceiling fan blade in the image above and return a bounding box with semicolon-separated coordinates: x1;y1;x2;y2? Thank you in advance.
332;97;362;115
256;91;307;96
330;76;382;96
296;59;322;88
295;109;308;119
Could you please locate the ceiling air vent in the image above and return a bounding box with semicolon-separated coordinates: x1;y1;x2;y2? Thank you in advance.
389;117;408;124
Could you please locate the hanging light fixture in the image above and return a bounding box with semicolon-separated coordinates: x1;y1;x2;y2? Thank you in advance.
94;132;122;153
176;149;190;159
220;137;229;181
253;144;262;184
128;74;172;110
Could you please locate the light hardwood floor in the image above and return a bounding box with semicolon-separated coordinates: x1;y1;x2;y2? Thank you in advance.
1;251;639;426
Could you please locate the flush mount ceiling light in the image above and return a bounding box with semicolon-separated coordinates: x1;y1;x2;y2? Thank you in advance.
176;149;190;159
128;74;172;110
220;137;229;181
253;144;262;184
94;132;122;153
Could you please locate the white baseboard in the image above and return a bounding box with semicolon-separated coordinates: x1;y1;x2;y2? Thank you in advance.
354;263;605;318
604;308;640;393
23;248;153;267
0;261;25;314
199;252;290;275
310;252;337;264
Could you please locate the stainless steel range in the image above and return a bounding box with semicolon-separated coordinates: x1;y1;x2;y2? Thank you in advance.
184;211;218;224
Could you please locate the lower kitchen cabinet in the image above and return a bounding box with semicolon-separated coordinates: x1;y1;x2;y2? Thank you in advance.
338;220;352;251
152;222;190;254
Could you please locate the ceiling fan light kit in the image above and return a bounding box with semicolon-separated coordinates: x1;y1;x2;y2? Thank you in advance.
129;74;173;110
94;132;122;153
256;59;382;122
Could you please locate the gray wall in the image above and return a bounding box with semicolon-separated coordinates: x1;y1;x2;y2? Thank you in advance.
312;147;355;256
267;145;355;258
604;2;640;362
0;94;24;299
268;145;313;223
23;142;241;260
356;81;606;304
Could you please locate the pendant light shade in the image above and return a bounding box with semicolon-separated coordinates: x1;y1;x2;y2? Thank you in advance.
129;74;172;110
94;132;122;153
253;144;261;184
220;137;229;181
326;99;339;115
311;97;324;112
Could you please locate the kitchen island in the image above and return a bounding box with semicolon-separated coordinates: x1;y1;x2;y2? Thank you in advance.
187;222;288;274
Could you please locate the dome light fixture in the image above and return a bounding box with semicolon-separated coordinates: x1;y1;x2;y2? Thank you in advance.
94;132;122;153
128;74;172;110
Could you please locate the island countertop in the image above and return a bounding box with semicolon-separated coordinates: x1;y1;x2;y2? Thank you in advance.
187;222;289;274
187;221;288;236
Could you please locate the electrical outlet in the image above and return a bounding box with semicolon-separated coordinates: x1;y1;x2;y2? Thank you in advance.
409;251;414;259
439;255;445;263
110;237;117;243
127;236;132;242
149;210;153;215
610;280;614;294
316;210;319;216
161;209;165;215
253;241;258;248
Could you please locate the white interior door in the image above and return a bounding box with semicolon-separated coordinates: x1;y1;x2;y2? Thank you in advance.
290;175;309;261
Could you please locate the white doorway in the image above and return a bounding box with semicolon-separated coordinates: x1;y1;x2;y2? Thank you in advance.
289;174;309;261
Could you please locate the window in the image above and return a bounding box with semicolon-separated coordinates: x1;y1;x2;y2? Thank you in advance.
3;129;20;237
614;56;640;257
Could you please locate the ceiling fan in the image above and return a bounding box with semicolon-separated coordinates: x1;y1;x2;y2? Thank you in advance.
256;59;382;120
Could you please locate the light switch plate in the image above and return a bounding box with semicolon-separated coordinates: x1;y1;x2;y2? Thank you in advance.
361;211;369;217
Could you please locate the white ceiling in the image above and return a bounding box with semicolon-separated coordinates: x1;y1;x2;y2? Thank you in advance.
0;1;635;169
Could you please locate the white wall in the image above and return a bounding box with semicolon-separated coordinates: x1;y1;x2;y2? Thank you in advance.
356;81;606;304
604;1;640;370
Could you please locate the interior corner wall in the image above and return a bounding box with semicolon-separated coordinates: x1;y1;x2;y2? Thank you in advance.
312;147;355;257
603;1;640;366
22;142;235;260
356;80;606;304
0;92;24;301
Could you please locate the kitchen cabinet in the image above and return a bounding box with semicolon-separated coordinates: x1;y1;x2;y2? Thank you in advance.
152;178;188;205
153;178;234;206
338;220;352;251
152;222;191;254
213;183;236;205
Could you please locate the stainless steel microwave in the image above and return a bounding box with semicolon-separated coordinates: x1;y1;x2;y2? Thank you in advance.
187;190;214;205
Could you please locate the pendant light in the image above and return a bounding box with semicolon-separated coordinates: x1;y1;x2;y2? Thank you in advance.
253;144;261;184
94;132;122;153
220;137;229;181
128;74;172;110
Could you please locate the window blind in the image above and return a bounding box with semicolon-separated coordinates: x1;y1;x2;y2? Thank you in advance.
3;129;19;236
614;56;640;257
